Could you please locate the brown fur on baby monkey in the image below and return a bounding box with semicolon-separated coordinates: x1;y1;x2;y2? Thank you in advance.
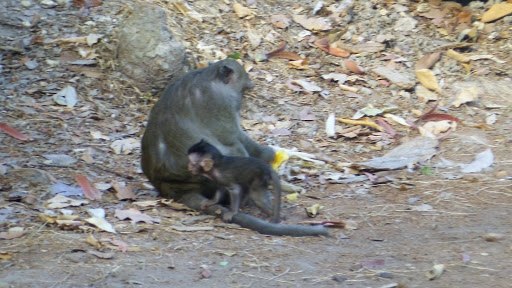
188;140;281;223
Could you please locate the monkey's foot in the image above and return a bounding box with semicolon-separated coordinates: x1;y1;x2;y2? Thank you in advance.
222;211;236;222
270;215;280;224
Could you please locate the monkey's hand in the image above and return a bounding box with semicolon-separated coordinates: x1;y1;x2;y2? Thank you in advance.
200;199;216;210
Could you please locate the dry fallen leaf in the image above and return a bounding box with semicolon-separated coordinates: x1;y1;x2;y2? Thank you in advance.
305;203;323;217
416;85;439;103
325;113;336;137
445;49;470;63
334;41;385;53
291;79;322;93
90;130;110;140
47;194;89;209
115;208;161;224
415;69;441;92
173;0;203;22
247;28;261;49
288;58;309;70
233;3;254;18
53;86;78;108
292;14;332;31
426;264;445;280
415;52;441;70
421;120;457;135
0;122;29;140
344;59;365;74
452;86;478;107
314;38;350;57
270;14;290;29
86;208;116;233
110;239;129;252
112;181;136;200
111;138;140;155
481;3;512;23
86;234;102;249
286;192;298;201
81;147;94;164
76;174;102;200
0;227;26;240
0;252;12;260
337;117;383;131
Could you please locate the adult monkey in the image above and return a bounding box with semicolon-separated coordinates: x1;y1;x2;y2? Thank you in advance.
141;59;328;236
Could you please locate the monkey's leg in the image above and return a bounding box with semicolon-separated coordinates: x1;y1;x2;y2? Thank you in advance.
222;185;242;222
200;189;224;210
180;192;330;237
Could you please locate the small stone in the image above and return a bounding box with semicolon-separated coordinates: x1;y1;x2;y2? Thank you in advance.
40;0;58;8
332;275;347;283
21;1;31;7
483;233;503;242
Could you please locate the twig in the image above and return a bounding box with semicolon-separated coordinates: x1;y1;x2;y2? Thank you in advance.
266;268;291;282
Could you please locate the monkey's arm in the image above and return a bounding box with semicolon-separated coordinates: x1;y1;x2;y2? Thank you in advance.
180;192;329;237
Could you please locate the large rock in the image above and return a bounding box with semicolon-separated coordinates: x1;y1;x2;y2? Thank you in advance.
116;4;189;92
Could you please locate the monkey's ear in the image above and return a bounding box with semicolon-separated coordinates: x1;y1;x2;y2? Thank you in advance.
219;65;234;84
201;158;214;172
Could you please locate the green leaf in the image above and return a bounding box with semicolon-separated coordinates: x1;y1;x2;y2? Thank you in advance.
227;52;241;60
421;166;432;175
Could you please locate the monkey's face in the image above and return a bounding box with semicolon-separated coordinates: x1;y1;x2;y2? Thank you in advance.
188;153;202;175
188;153;214;176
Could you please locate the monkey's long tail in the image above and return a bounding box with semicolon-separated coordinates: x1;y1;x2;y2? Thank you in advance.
180;193;330;237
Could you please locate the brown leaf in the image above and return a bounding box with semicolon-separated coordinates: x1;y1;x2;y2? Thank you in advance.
0;123;29;141
344;59;365;74
200;265;212;279
233;3;254;18
76;174;102;200
266;41;288;58
328;47;350;57
445;49;470;63
292;14;332;31
81;147;94;164
375;118;397;138
0;227;25;240
314;38;350;57
415;52;441;70
270;14;290;29
114;208;161;224
421;113;461;123
481;3;512;23
110;239;129;252
269;51;302;61
314;38;329;52
0;252;12;260
415;69;440;92
299;107;317;121
458;8;472;24
287;58;309;70
465;123;494;131
112;181;136;200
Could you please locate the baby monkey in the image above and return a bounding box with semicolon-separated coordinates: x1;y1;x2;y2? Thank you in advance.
187;140;281;223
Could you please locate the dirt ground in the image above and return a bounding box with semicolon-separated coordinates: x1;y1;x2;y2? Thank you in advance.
1;0;512;287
